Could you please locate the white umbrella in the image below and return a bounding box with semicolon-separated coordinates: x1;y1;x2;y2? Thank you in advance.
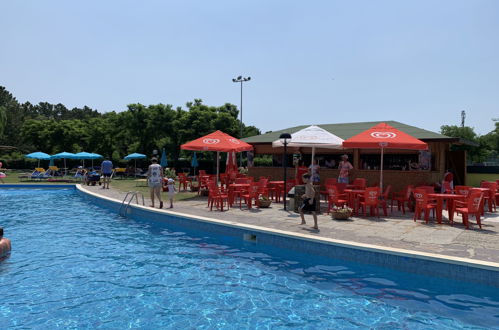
272;125;344;179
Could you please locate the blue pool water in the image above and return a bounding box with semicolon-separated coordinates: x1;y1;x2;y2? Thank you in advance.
1;189;499;329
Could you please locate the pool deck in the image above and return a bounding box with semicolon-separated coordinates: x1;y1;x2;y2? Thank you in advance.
78;184;499;265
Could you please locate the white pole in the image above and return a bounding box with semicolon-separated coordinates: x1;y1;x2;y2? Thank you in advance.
216;151;220;185
380;147;384;193
311;146;316;181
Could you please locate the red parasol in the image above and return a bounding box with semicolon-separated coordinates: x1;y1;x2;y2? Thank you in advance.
181;131;252;182
181;130;253;152
342;123;428;191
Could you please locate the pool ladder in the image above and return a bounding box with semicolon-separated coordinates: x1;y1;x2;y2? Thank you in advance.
119;191;145;217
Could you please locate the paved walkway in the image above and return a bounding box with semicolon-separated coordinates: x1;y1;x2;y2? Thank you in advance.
81;184;499;264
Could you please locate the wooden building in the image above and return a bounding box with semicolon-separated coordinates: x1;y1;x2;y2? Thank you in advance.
243;121;465;192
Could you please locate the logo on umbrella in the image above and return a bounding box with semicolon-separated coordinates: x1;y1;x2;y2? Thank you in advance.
414;193;423;199
203;138;220;144
371;132;397;139
229;139;241;144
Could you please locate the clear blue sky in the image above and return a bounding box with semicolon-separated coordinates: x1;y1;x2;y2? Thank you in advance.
1;0;498;135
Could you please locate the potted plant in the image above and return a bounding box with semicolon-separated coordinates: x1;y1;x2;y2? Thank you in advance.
331;205;353;220
258;195;272;208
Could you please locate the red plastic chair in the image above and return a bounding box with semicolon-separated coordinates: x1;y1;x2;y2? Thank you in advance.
241;184;260;209
379;185;392;216
209;186;229;211
455;190;484;229
352;178;366;189
358;187;381;217
480;181;497;212
327;186;348;214
320;178;338;201
413;189;436;223
333;183;347;194
177;173;192;191
392;185;413;214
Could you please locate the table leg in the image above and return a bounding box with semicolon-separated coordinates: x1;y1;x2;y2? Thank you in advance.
436;198;443;224
448;199;454;224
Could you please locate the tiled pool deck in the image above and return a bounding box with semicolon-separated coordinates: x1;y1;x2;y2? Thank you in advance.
81;184;499;265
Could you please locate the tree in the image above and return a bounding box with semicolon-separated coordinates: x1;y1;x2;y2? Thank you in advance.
440;125;488;162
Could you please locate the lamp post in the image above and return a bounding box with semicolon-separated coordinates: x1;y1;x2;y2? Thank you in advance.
232;75;251;167
279;133;292;210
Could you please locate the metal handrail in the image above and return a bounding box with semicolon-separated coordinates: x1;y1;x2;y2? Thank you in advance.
119;191;145;217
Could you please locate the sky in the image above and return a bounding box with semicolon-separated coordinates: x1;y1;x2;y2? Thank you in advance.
1;0;498;135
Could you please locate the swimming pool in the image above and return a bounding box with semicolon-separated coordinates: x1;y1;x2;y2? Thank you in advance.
1;188;498;329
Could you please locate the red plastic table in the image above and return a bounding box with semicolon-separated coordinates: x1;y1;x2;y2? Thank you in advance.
428;193;464;224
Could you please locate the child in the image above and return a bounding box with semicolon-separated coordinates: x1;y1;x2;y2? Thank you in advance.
299;174;318;230
166;178;176;208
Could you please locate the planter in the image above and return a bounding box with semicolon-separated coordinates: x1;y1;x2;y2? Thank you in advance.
331;211;352;220
258;199;272;208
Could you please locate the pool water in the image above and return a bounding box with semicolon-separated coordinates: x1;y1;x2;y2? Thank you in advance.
1;189;498;329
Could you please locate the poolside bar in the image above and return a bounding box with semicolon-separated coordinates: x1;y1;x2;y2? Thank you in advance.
243;121;467;192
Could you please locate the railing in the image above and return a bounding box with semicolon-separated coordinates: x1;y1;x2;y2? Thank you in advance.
118;191;145;217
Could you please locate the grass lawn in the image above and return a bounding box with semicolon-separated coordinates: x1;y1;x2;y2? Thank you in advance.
110;178;199;201
1;171;199;201
466;173;499;187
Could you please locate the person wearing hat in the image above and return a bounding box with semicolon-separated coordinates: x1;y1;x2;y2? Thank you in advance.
147;157;164;208
338;154;353;184
166;178;176;208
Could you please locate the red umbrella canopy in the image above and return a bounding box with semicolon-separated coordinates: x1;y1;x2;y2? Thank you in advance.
181;130;253;152
342;123;428;150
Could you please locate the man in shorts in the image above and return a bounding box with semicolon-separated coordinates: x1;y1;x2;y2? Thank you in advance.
101;157;113;189
147;157;164;208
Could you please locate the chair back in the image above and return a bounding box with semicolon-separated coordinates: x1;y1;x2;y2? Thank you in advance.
353;178;366;189
455;185;471;197
327;186;341;203
258;178;268;186
324;178;337;186
405;185;414;199
382;185;392;199
416;185;434;194
467;190;483;213
286;182;295;192
333;183;347;193
235;178;249;184
199;170;207;176
413;188;429;207
363;187;380;206
442;181;453;194
35;168;45;173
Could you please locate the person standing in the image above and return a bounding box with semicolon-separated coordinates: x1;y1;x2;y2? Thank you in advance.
166;178;176;208
147;157;164;208
308;159;320;184
100;157;113;189
295;160;308;184
338;154;353;184
299;174;318;230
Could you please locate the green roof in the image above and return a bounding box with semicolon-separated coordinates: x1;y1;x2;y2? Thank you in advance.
243;121;453;144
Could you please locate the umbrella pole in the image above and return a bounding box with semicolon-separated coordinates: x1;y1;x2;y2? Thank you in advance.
311;146;316;180
380;147;384;193
64;158;67;177
216;151;220;185
135;159;137;178
38;159;40;168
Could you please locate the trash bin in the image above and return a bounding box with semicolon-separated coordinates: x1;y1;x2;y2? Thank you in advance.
293;185;321;213
287;186;295;210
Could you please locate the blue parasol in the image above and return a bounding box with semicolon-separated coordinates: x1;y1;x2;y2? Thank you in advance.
191;152;199;176
124;153;147;177
160;148;168;167
51;152;78;176
25;152;51;168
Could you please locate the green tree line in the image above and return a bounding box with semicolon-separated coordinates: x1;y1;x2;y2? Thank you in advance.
0;86;260;168
441;121;499;163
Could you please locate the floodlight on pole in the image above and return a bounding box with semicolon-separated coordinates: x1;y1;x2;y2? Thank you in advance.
232;75;251;167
